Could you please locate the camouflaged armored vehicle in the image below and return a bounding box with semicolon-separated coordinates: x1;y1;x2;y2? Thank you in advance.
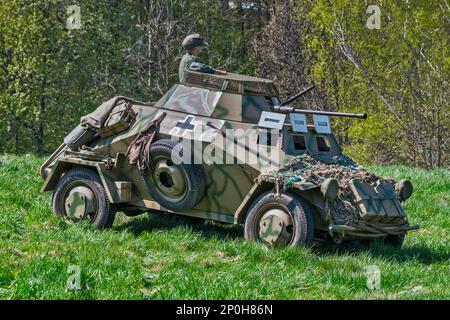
40;70;417;248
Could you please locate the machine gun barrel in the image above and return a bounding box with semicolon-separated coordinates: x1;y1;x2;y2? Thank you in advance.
282;85;316;106
272;106;367;119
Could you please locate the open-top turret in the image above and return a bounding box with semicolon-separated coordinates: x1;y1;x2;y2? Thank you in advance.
40;71;417;248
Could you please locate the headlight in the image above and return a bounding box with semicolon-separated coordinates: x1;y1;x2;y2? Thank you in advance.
395;179;413;201
42;167;51;179
321;178;339;202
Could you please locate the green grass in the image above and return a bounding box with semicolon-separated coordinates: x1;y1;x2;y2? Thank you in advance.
0;154;449;300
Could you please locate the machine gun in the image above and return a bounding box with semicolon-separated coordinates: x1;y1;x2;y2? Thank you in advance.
277;85;367;119
282;85;316;106
273;105;367;119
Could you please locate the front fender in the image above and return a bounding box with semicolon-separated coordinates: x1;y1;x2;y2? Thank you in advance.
40;158;118;203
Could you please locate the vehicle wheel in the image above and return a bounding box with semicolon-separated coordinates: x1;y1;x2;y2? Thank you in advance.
244;191;314;247
384;234;405;248
142;139;205;212
52;168;116;228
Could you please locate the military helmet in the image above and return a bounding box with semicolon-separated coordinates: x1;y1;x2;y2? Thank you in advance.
182;34;209;50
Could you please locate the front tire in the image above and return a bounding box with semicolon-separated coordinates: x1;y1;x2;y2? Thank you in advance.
244;192;314;247
52;168;116;228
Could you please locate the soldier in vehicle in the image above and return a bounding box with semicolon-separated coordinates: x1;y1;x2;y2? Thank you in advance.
179;33;227;82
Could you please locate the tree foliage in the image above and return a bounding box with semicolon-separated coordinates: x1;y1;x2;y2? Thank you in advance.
0;0;448;168
253;0;449;168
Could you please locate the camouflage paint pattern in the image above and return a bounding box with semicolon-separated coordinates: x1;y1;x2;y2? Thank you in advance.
40;70;416;241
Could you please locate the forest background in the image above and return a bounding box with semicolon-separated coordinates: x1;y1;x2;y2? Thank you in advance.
0;0;448;168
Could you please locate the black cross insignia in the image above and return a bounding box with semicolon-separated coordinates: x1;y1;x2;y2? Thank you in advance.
175;116;196;135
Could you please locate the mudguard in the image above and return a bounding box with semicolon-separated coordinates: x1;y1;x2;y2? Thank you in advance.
40;158;120;203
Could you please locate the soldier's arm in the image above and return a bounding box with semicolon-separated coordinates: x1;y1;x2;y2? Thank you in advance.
215;69;228;75
187;60;216;74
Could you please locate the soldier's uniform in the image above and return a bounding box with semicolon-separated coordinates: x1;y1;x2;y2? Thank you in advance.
179;53;216;82
179;34;216;82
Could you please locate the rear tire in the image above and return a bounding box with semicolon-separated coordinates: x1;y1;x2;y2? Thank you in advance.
52;168;116;228
244;192;314;247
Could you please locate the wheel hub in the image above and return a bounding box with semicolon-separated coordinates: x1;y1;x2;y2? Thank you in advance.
65;186;96;220
153;159;186;198
259;209;293;246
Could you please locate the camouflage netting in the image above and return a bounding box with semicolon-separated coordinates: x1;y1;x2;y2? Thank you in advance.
259;154;395;224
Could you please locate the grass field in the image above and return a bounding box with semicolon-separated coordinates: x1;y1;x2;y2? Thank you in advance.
0;154;448;300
